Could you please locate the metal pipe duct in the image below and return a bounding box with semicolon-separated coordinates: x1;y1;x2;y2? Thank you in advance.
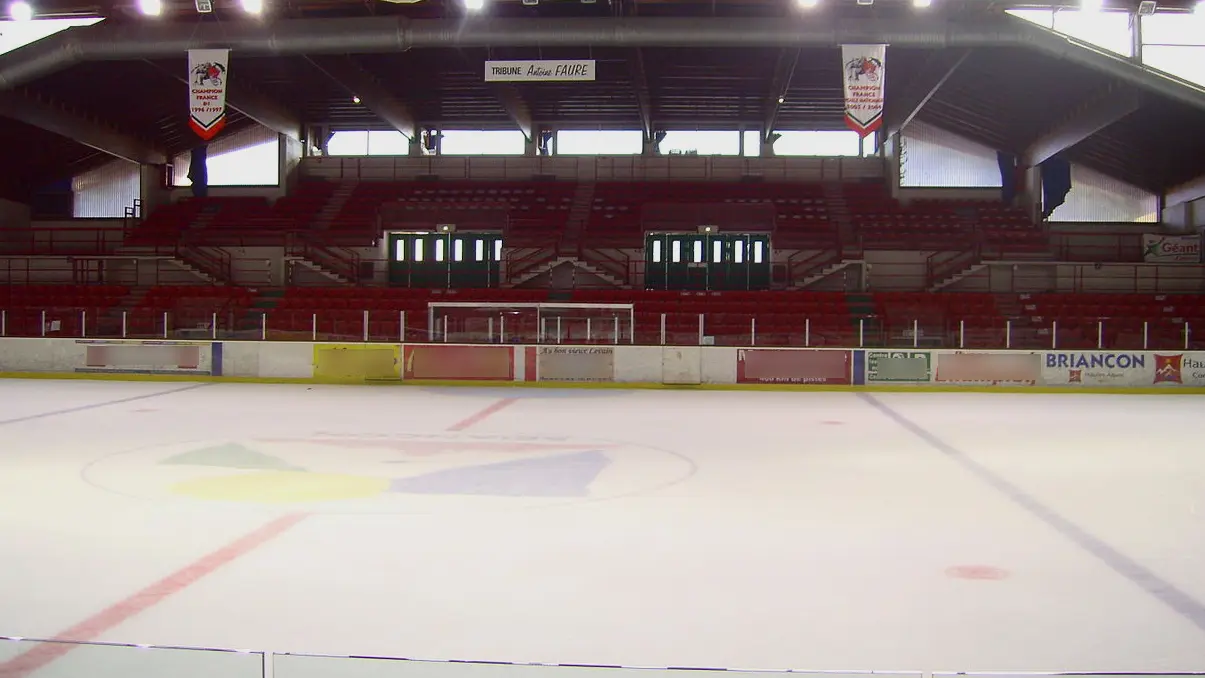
0;15;1202;112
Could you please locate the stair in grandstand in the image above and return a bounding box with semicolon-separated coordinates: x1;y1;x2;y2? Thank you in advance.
508;256;626;289
844;291;880;344
238;288;287;338
99;287;150;337
821;182;855;245
312;182;359;230
560;182;596;251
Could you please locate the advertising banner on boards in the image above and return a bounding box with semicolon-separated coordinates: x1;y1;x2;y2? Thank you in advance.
737;349;851;385
1142;234;1200;263
934;351;1040;385
403;345;513;381
187;49;230;140
77;340;213;375
484;60;596;82
866;351;931;383
840;44;886;137
1042;351;1205;386
533;346;615;382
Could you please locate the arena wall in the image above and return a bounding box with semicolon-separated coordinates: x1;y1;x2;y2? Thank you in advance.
2;338;1203;393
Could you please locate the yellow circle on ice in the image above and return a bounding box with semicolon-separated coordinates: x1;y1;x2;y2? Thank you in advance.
171;471;390;503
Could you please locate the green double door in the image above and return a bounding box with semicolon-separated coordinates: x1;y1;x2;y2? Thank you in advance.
388;232;502;288
645;233;770;291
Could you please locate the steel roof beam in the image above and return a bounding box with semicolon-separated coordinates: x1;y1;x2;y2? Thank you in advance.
0;16;1203;113
629;48;654;142
1021;82;1142;167
0;89;165;165
884;48;969;137
485;81;534;141
762;48;799;142
307;55;417;139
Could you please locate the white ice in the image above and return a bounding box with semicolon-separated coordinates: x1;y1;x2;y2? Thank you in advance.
0;379;1203;673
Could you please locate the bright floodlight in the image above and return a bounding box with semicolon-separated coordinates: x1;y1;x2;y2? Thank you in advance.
462;0;484;10
913;0;932;7
1196;0;1204;13
9;0;32;20
796;0;819;7
138;0;162;15
242;0;263;14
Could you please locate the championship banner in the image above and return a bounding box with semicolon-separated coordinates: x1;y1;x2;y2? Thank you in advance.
484;60;595;82
1142;234;1200;263
841;44;886;138
188;49;230;140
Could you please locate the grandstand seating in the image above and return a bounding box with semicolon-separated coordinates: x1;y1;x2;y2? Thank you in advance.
125;285;255;337
117;179;1043;259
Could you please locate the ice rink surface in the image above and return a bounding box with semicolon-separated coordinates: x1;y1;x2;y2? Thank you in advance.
0;379;1204;673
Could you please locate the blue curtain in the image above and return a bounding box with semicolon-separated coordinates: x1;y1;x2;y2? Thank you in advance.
1040;157;1071;219
997;151;1018;205
188;144;209;198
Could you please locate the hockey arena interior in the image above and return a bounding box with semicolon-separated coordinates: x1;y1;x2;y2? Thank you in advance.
2;0;1205;675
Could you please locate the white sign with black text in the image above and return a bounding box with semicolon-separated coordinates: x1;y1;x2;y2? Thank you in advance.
484;60;596;82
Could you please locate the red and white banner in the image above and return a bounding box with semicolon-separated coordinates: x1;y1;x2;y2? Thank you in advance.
841;44;886;138
188;49;229;140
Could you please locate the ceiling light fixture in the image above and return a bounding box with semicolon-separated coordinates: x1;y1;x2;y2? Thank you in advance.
795;0;818;8
9;0;32;21
138;0;162;16
241;0;263;14
913;0;932;7
352;96;362;104
462;0;484;10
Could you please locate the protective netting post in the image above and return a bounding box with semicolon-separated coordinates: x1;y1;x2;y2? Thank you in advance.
311;313;317;341
613;317;619;345
1186;321;1191;350
260;312;266;341
912;319;919;348
1142;320;1148;350
697;313;704;346
660;313;666;345
0;309;5;337
362;310;369;342
1097;320;1103;349
122;311;127;338
399;310;406;342
1006;320;1012;349
40;310;46;337
805;317;810;347
81;310;87;338
211;312;218;340
1051;320;1057;349
858;318;864;348
164;311;170;339
959;319;965;348
586;317;592;343
488;317;495;343
751;317;757;346
500;315;506;344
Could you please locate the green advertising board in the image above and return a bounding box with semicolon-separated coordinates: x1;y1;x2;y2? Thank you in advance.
867;351;932;383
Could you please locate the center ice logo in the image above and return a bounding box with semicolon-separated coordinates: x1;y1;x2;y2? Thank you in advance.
82;433;694;513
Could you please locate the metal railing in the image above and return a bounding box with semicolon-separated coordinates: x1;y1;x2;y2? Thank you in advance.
1;306;1199;351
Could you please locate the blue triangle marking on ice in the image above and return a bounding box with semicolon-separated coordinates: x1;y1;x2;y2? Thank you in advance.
389;450;611;497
